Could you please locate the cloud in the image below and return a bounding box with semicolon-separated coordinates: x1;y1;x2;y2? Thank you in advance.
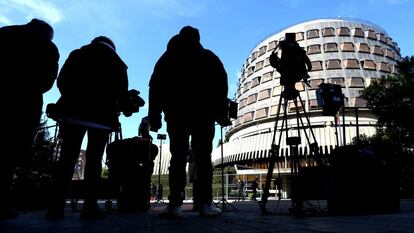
0;14;12;24
0;0;63;24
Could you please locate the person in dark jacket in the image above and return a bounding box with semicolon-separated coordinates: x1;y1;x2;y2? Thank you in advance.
46;36;131;220
148;26;228;217
0;19;59;220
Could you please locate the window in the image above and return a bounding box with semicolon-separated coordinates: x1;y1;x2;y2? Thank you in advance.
326;59;341;70
324;42;338;52
336;27;350;36
371;45;383;55
340;42;355;52
306;29;319;39
251;76;261;88
361;60;376;70
255;107;269;119
247;66;255;77
238;98;247;109
262;71;273;83
270;105;283;116
242;82;251;93
328;77;345;87
268;40;278;50
255;61;264;71
353;28;364;37
343;59;359;69
251;51;258;61
350;97;367;107
379;62;390;72
357;43;370;53
383;48;396;59
322;27;335;37
258;46;267;56
309;78;324;89
387;37;394;46
258;89;271;101
310;61;323;71
349;77;364;87
247;93;257;105
307;44;321;54
295;32;304;41
377;33;387;43
389;65;397;74
242;112;254;123
264;57;270;67
366;30;376;40
273;86;282;96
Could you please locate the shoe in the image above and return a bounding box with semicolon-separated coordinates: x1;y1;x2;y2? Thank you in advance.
0;208;18;220
158;205;184;218
199;204;222;217
80;206;105;220
45;208;64;220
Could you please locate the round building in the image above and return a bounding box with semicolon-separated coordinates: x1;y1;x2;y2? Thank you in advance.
212;17;401;176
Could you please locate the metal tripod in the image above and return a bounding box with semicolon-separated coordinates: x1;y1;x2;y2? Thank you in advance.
258;87;320;215
151;136;167;209
214;125;238;212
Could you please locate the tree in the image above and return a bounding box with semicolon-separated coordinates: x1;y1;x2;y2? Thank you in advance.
361;56;414;152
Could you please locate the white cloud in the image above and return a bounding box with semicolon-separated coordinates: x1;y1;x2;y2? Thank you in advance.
0;14;11;24
0;0;63;24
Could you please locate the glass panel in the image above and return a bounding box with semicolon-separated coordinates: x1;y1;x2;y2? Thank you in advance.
258;89;271;100
353;28;364;37
324;43;338;52
362;60;376;70
326;59;341;70
251;51;258;61
340;42;355;52
242;112;254;123
251;77;261;88
255;107;269;119
336;27;350;36
372;45;383;55
307;29;319;39
357;43;370;53
268;40;278;50
344;59;359;69
258;46;267;56
366;30;376;39
322;27;335;37
379;62;390;72
307;44;321;54
295;32;304;41
311;61;323;71
349;77;364;87
262;71;273;83
255;61;264;71
247;94;257;105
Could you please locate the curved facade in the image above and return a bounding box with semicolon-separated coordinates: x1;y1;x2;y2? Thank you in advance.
212;18;400;168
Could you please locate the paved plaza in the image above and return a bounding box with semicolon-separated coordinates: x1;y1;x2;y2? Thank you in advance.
1;199;414;233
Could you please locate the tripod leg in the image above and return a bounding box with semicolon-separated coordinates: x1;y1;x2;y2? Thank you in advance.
259;95;288;214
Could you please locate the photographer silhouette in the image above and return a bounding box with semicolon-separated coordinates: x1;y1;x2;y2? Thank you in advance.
270;33;312;94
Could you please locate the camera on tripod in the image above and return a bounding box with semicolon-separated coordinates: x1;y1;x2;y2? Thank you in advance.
217;98;238;127
269;32;312;93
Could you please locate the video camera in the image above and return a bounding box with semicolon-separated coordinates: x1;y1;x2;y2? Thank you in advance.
120;89;145;117
217;98;238;127
269;33;312;90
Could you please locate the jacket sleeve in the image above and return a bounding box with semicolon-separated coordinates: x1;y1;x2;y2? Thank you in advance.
148;54;165;131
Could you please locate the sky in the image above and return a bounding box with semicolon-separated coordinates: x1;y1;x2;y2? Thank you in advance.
1;0;414;149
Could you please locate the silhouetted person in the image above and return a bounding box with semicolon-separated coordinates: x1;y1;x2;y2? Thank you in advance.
46;36;132;220
251;177;258;201
149;26;228;217
237;179;245;201
138;116;152;140
0;19;59;220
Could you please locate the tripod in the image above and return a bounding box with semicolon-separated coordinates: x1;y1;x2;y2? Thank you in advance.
151;134;167;208
214;125;238;212
258;87;320;215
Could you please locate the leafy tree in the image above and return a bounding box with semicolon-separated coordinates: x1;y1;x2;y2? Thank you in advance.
361;56;414;152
